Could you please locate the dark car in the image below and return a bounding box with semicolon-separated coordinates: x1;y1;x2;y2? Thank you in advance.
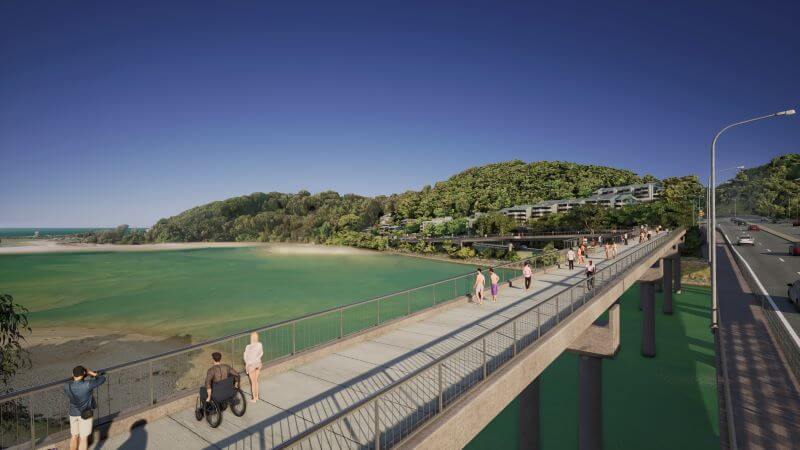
788;280;800;311
793;220;800;227
748;224;760;231
791;243;800;257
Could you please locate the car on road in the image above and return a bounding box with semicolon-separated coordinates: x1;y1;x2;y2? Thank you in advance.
748;224;760;231
737;235;755;246
791;243;800;256
793;220;800;227
788;280;800;310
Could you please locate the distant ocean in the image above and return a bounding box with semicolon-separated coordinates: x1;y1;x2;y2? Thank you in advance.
0;228;112;237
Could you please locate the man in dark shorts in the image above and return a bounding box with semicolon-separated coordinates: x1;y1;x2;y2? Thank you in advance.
201;352;240;404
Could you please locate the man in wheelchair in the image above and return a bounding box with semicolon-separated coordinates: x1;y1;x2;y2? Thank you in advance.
196;351;247;427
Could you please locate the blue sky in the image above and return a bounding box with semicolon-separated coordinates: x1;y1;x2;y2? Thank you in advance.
1;1;798;227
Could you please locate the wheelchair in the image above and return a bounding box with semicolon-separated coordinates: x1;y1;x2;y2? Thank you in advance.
194;377;247;427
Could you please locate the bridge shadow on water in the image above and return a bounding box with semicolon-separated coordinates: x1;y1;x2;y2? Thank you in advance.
467;284;720;450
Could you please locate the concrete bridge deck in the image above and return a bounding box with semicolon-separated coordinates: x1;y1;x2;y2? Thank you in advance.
83;235;665;450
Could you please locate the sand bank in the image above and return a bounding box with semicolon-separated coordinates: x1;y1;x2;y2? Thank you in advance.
14;327;190;390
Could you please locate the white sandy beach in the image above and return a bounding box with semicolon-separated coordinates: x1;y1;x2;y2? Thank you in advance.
0;240;262;255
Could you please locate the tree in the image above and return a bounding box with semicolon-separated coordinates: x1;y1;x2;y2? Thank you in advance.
0;294;30;387
565;204;608;235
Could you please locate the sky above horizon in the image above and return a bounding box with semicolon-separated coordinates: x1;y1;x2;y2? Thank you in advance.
1;1;799;227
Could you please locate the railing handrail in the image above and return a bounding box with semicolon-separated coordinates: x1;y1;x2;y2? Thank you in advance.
1;248;564;402
276;229;681;449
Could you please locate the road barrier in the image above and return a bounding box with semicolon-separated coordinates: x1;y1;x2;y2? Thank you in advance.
720;229;800;382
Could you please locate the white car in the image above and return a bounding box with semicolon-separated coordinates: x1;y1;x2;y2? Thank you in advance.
788;280;800;311
737;235;755;246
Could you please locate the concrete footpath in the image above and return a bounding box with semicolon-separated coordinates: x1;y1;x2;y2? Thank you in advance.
716;234;800;449
85;239;649;450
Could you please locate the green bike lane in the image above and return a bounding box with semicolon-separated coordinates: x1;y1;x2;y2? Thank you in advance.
467;284;718;450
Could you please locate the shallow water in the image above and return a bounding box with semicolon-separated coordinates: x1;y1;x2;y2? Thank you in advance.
0;246;473;340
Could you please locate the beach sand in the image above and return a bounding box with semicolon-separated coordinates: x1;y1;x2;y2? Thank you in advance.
14;327;190;391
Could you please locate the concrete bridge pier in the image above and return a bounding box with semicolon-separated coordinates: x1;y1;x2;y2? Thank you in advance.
640;281;656;357
672;251;682;294
518;377;541;450
567;304;621;450
662;256;673;315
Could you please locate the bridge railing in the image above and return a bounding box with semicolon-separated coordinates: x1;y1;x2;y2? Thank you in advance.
277;230;681;449
0;249;568;449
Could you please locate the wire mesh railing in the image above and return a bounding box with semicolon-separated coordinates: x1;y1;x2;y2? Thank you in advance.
277;229;682;450
0;248;570;449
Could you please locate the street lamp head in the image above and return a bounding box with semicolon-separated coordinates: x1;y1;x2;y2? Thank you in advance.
777;109;796;116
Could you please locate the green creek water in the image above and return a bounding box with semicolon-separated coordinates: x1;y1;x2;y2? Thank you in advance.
0;246;473;341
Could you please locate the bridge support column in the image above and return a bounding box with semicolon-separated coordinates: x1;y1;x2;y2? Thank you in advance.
662;257;673;315
673;253;682;294
578;355;602;450
567;304;620;450
640;281;656;357
518;377;541;450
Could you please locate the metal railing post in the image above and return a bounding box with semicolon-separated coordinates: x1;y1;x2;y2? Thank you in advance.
570;288;575;313
292;321;297;355
407;291;411;315
377;298;381;324
482;338;487;379
512;321;517;356
148;361;154;406
556;295;560;322
433;283;436;306
374;399;381;450
29;396;34;448
339;308;344;339
536;309;541;338
438;363;444;412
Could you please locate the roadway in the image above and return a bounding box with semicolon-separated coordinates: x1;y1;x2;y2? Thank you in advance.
718;219;800;337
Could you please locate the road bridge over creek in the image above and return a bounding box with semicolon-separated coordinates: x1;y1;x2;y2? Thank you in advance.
4;230;685;450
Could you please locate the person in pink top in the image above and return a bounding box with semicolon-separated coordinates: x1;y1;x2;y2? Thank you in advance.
522;261;533;291
243;332;264;402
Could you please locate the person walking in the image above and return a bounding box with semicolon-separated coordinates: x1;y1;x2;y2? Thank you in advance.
65;366;106;450
577;245;585;264
243;332;264;403
522;261;533;290
489;268;500;303
623;232;629;246
567;248;576;270
612;241;618;258
585;260;596;290
473;268;485;305
604;242;611;259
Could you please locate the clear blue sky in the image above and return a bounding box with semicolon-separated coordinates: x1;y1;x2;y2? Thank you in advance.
1;1;798;227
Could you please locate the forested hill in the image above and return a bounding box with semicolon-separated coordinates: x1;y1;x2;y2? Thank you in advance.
390;160;645;219
149;160;647;242
716;153;800;218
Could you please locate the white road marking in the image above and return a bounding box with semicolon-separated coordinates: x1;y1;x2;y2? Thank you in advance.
767;249;772;252
779;258;785;262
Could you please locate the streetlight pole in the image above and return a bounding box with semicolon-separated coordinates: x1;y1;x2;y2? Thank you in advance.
710;109;796;332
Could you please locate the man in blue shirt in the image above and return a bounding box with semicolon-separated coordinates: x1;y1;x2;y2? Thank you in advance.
64;365;106;450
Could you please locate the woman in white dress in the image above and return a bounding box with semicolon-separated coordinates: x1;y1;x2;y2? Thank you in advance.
243;332;264;402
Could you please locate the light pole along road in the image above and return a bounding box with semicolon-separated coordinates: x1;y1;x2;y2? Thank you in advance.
710;109;796;332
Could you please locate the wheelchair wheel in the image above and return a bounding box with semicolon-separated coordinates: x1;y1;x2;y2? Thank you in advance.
230;389;247;417
206;401;222;428
194;397;204;421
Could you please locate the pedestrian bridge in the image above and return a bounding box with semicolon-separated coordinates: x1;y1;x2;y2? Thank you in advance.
3;230;685;450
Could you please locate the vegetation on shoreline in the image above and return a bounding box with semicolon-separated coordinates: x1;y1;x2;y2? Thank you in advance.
716;153;800;219
143;160;707;259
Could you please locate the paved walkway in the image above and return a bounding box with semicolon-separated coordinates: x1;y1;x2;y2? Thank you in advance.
716;235;800;449
90;239;649;450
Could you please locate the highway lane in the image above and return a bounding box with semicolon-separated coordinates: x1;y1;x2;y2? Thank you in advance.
718;221;800;335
